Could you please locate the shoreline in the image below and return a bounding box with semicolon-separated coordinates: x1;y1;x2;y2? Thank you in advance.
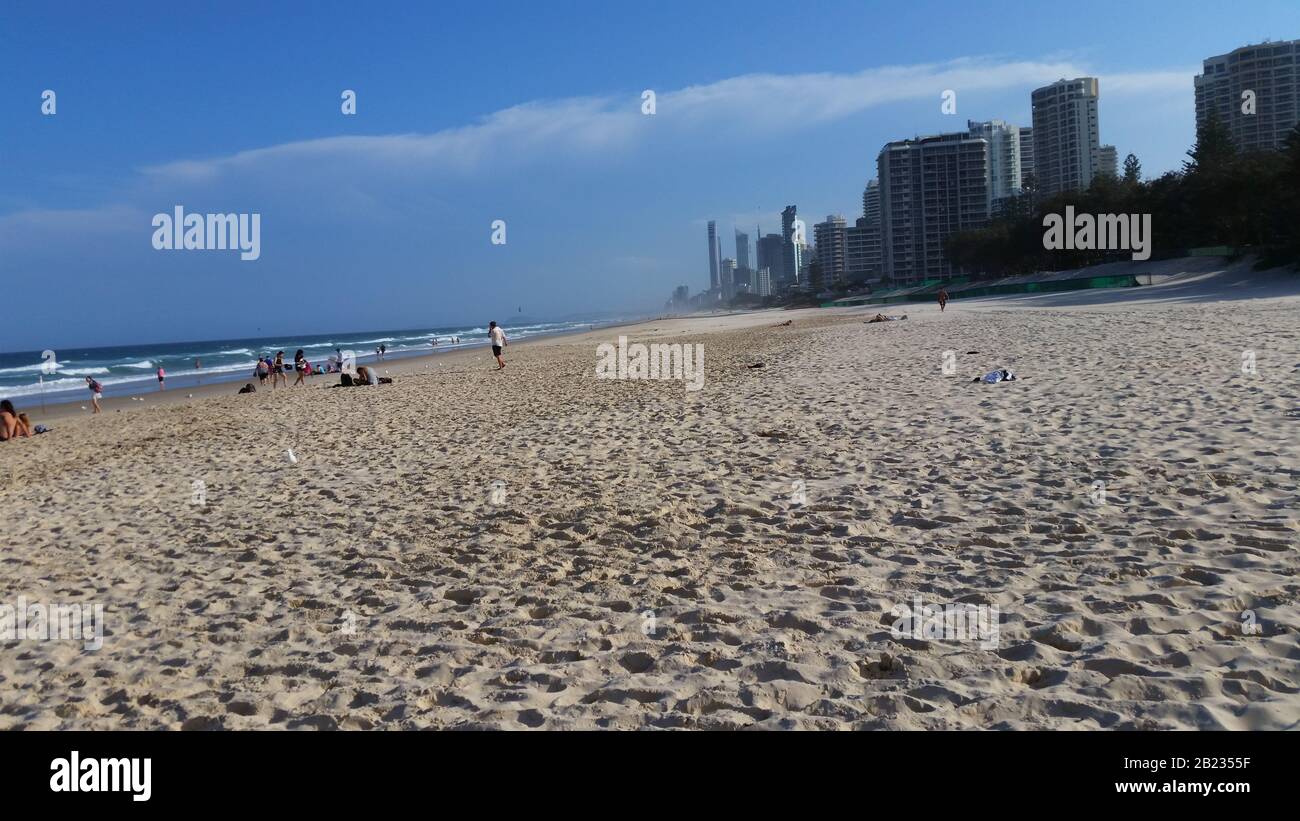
5;316;676;424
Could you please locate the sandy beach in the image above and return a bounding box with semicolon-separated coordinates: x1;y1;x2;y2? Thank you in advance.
1;267;1297;730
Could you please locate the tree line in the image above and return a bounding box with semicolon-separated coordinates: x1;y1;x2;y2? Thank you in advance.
945;119;1300;278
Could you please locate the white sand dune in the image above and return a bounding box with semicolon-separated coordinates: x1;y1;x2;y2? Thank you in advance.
1;265;1297;729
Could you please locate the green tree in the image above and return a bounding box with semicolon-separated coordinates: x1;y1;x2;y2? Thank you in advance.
1122;153;1142;184
1184;114;1236;175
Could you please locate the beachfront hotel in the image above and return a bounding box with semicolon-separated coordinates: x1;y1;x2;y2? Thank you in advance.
1030;77;1102;197
812;214;848;289
877;131;990;286
967;119;1024;210
1195;39;1300;153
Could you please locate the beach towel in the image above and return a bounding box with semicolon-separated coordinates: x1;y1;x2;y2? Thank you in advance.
979;368;1016;384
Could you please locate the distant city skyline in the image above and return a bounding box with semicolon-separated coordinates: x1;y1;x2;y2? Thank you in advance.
689;35;1299;298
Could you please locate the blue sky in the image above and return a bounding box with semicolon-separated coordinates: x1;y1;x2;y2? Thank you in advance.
2;0;1297;350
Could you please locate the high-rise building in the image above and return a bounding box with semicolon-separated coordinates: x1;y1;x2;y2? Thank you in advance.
706;221;720;292
813;215;848;290
720;257;737;300
862;179;881;225
756;267;772;298
967;119;1023;208
845;218;882;285
796;242;811;286
780;206;799;287
1018;127;1035;188
1098;145;1118;178
849;179;884;285
756;233;784;293
1031;77;1101;197
1195;39;1300;153
878;131;990;286
734;229;751;271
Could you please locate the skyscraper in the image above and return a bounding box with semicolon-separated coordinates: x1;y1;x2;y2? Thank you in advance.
756;233;784;294
734;229;751;271
813;215;848;290
1195;39;1300;153
862;179;881;225
878;131;990;286
967;119;1023;208
1031;77;1101;197
720;257;737;300
850;179;883;285
780;206;799;288
706;220;720;292
1019;127;1035;188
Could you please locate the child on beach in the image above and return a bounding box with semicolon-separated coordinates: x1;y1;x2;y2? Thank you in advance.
86;376;103;413
489;321;507;370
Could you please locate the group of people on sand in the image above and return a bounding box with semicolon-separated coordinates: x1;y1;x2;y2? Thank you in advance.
252;350;319;388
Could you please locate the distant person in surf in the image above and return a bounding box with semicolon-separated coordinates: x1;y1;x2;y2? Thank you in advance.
488;321;507;370
937;288;949;312
156;366;166;390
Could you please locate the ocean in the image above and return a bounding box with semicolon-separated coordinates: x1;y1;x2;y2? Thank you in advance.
0;319;608;404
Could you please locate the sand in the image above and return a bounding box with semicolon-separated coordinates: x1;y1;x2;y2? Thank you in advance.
1;266;1297;730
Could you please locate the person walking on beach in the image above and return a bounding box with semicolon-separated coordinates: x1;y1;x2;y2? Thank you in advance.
489;321;507;370
937;288;949;312
380;343;387;360
293;349;311;386
256;356;270;385
86;376;103;414
156;366;166;390
272;351;287;388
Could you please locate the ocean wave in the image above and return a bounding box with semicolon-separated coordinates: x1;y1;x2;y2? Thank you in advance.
58;367;111;376
121;360;156;369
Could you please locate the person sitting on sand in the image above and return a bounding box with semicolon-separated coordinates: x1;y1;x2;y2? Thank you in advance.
238;383;257;394
1;400;32;440
354;365;373;385
867;313;908;323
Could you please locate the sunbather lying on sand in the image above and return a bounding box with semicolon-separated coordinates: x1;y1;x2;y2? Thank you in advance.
867;314;907;323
